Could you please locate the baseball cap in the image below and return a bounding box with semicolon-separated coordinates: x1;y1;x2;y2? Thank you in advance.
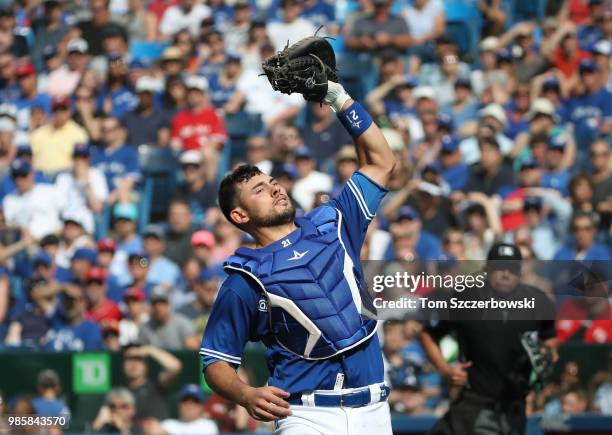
548;135;567;151
33;252;53;268
179;384;205;402
161;46;183;61
123;287;146;302
72;143;91;158
271;163;298;180
487;243;522;274
397;205;419;221
294;146;313;160
150;286;169;303
479;36;499;52
129;59;147;70
225;54;241;64
97;238;116;253
113;203;138;221
520;158;539;170
67;38;88;55
437;113;454;131
16;63;36;78
42;45;59;60
179;150;201;166
128;251;150;266
51;95;71;111
335;145;358;163
196;268;216;283
496;48;513;62
542;77;560;93
527;98;558;122
85;267;107;283
135;76;160;93
523;196;543;211
15;145;32;158
412;86;437;101
71;248;97;264
143;224;166;240
10;158;32;178
191;230;215;248
184;75;208;91
440;135;460;153
592;40;611;56
62;208;94;234
579;58;598;74
40;234;60;247
478;104;508;128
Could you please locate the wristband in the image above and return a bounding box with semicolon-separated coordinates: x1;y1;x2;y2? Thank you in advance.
338;101;373;137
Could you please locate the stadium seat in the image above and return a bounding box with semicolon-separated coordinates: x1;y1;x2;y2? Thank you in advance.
129;40;169;63
443;0;482;60
225;112;264;139
138;146;179;224
510;0;547;23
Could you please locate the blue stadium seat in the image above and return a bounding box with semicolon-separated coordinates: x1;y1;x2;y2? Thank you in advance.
129;40;169;63
443;0;482;59
510;0;547;23
138;146;179;224
225;112;264;139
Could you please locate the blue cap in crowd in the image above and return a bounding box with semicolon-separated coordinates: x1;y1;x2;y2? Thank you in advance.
437;113;454;131
422;163;440;175
397;205;419;221
548;135;567;151
15;145;33;157
71;248;97;264
294;146;313;160
272;163;299;180
524;196;543;210
542;77;560;93
579;59;598;74
196;268;216;283
114;203;138;221
179;384;205;402
520;159;539;170
496;48;512;62
42;45;59;60
10;158;32;178
33;252;52;268
441;135;460;153
226;54;241;64
72;143;91;158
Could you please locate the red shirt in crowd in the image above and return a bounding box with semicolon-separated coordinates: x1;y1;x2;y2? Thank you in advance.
171;107;228;151
86;299;123;326
556;300;612;344
552;49;592;79
148;0;179;22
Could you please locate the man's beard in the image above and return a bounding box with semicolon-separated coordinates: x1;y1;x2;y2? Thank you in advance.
250;203;296;228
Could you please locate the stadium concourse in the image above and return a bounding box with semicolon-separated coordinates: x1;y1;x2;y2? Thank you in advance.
0;0;610;433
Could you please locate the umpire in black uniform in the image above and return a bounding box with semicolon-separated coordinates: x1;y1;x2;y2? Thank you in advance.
420;243;558;435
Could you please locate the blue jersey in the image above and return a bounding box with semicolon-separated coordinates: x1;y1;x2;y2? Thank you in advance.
91;144;141;191
96;86;139;118
201;171;387;393
567;89;612;149
208;76;236;109
15;93;52;131
44;316;103;351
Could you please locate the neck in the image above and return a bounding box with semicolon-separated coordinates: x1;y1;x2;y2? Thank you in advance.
41;390;56;400
251;221;298;248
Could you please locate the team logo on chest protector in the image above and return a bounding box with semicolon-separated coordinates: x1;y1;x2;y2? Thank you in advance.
224;207;377;359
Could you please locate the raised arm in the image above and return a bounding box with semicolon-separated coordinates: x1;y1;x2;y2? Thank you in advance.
324;82;396;186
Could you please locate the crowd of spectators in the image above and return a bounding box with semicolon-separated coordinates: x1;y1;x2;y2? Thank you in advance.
0;0;609;429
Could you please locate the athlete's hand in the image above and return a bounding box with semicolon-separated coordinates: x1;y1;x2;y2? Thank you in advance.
444;361;472;387
241;386;292;422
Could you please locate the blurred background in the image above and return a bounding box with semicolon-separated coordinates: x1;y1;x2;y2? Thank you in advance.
0;0;609;433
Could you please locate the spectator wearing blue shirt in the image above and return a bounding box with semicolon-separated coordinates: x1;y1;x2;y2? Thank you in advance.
302;0;337;33
541;136;572;197
96;53;138;118
208;55;241;110
122;76;170;147
0;145;49;202
91;116;141;204
142;225;182;292
385;206;443;261
55;247;97;285
14;63;52;133
504;84;531;140
576;0;606;52
32;369;71;417
438;135;468;192
44;286;103;351
567;60;612;151
196;31;228;82
553;212;611;261
109;203;143;287
446;77;478;132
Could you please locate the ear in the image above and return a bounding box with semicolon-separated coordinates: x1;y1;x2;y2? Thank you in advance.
229;207;249;226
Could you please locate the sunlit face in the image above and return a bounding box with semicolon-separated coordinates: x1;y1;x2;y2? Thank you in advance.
230;174;295;228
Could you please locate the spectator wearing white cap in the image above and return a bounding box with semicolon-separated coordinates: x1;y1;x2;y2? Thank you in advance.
172;150;217;226
44;38;90;97
170;75;227;163
470;36;508;96
122;76;170;147
54;208;96;269
459;104;513;165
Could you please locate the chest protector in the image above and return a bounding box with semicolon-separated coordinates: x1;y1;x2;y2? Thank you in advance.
224;206;377;360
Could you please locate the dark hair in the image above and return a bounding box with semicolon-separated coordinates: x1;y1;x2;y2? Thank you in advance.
218;164;263;226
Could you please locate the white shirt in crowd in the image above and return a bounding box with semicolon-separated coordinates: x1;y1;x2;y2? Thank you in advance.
159;4;211;37
267;18;317;52
237;70;305;125
55;168;109;213
401;0;445;39
3;184;65;239
292;170;333;211
161;418;219;435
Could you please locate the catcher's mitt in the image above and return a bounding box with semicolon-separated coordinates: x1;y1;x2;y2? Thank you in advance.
262;36;338;103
